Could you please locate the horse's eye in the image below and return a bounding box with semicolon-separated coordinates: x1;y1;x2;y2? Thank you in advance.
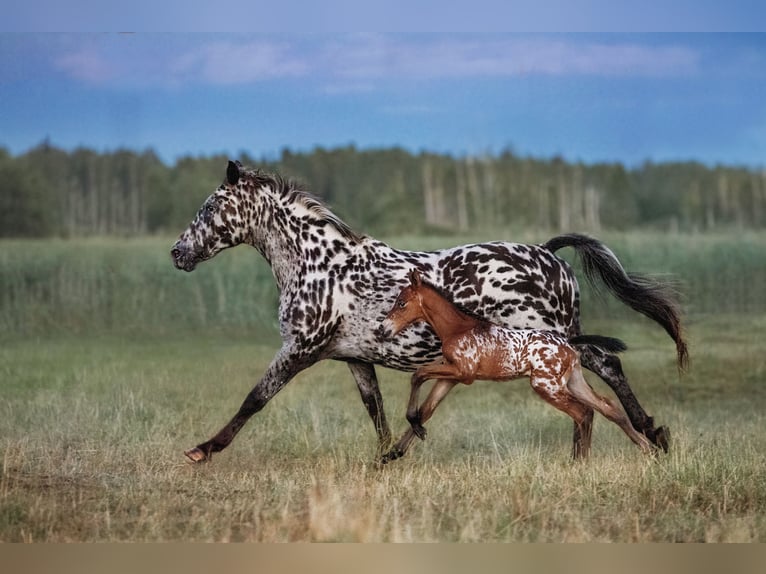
398;300;406;308
205;203;216;214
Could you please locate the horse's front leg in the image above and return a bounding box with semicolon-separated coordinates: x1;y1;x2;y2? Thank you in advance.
185;345;316;463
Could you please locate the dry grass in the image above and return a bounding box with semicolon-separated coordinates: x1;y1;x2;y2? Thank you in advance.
2;314;766;542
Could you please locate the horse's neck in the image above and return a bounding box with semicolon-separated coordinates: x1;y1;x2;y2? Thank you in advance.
245;196;355;292
255;235;302;292
242;199;300;291
420;288;481;341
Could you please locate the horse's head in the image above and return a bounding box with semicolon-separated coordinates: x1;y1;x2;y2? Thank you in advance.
380;269;426;338
171;161;251;272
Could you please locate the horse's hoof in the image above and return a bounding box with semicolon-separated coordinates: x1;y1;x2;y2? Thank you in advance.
654;426;670;453
412;424;427;441
184;447;209;463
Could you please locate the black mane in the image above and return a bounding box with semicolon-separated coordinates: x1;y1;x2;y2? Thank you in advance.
245;168;364;243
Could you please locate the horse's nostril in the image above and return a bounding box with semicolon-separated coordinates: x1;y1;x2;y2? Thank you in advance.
171;248;181;259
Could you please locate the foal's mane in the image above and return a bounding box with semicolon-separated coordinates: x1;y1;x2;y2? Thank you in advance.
245;168;364;243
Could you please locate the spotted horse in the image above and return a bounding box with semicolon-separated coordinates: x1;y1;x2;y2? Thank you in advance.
171;161;687;464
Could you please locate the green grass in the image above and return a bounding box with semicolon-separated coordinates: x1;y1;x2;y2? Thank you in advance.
1;314;765;542
0;237;280;338
1;232;766;338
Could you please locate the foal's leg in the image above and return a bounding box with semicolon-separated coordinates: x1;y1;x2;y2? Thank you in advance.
565;364;653;453
382;379;459;463
412;378;460;438
406;363;462;439
571;407;594;460
529;376;594;459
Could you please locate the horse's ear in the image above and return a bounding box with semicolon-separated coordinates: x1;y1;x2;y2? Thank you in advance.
226;160;241;185
408;269;422;287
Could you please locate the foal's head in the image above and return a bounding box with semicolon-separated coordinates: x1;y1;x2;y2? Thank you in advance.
380;270;429;338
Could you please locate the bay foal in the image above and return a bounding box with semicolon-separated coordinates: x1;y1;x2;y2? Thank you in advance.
379;270;653;462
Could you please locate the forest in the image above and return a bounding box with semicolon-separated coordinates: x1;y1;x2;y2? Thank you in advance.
2;141;765;238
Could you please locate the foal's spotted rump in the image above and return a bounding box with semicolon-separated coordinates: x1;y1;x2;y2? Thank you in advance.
447;326;590;417
450;326;574;389
445;326;601;417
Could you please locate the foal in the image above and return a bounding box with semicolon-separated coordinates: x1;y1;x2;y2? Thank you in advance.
380;270;653;462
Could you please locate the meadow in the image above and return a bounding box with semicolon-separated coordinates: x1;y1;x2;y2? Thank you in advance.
1;232;766;542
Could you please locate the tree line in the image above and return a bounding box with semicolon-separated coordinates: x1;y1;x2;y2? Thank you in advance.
1;141;765;238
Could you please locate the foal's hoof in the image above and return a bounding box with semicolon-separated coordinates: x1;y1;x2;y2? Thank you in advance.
380;448;404;465
184;447;209;464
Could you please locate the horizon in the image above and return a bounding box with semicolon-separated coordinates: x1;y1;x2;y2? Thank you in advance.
9;137;764;172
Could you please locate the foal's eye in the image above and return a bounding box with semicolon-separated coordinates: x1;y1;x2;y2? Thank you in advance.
398;300;406;308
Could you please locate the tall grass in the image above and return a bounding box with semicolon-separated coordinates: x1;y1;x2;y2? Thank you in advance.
0;237;279;338
576;231;766;317
1;232;765;338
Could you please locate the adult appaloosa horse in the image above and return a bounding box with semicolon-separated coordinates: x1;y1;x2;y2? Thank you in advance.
171;161;687;464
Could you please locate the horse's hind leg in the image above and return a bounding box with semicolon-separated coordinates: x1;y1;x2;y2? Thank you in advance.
579;345;669;452
566;365;653;453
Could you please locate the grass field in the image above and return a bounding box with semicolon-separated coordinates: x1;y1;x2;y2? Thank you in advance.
2;233;766;541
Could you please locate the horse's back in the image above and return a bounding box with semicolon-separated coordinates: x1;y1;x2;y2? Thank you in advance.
326;239;580;369
420;240;579;331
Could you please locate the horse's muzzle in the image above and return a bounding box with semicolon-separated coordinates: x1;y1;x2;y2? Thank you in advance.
170;243;198;272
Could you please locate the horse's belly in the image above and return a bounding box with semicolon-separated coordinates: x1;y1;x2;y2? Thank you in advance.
329;323;443;371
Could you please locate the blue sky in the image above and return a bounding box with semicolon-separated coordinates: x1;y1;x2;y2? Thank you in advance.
2;33;766;167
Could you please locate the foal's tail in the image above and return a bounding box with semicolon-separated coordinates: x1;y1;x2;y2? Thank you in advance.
569;335;627;354
543;233;689;370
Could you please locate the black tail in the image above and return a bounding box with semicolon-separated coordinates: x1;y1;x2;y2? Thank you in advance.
543;233;689;371
570;335;627;354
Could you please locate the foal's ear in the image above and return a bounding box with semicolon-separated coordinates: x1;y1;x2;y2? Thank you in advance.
226;160;242;185
408;269;422;287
